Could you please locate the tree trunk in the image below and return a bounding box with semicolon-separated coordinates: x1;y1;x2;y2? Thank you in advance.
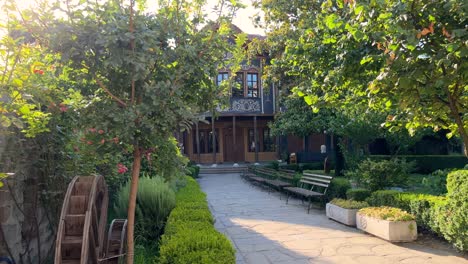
446;86;468;157
126;146;141;264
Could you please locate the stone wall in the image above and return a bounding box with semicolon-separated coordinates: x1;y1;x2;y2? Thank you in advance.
0;133;56;264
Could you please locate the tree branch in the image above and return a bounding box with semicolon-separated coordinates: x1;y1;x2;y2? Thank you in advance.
95;78;127;107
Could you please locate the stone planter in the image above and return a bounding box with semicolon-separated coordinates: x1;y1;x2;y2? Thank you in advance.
326;203;359;226
356;212;417;242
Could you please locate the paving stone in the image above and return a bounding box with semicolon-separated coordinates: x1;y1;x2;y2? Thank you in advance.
244;252;271;264
198;173;468;264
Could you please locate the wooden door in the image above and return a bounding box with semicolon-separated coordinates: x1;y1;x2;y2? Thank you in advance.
224;128;244;162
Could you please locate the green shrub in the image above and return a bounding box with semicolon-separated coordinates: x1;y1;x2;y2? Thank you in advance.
439;170;468;251
300;162;323;171
114;176;176;243
134;244;158;264
160;229;235;264
279;164;301;171
330;198;368;209
358;206;415;221
326;177;351;202
366;190;402;207
420;169;449;195
345;158;414;192
169;207;214;224
159;176;235;263
187;165;200;178
369;155;467;174
367;190;448;238
163;220;215;237
266;160;279;170
346;189;371;201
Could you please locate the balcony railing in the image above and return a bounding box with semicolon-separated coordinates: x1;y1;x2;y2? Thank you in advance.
217;97;262;114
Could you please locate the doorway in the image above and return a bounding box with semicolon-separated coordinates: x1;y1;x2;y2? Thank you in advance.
224;127;244;162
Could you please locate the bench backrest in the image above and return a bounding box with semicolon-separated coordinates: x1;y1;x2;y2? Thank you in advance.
277;169;296;180
300;172;333;194
255;167;277;177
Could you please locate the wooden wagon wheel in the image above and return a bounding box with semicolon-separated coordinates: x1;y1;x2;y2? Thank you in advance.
55;175;109;264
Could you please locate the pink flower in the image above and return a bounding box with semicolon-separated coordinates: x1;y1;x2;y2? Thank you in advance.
59;103;68;112
87;141;93;145
98;129;104;134
89;128;96;133
100;139;105;144
33;69;44;75
117;163;128;174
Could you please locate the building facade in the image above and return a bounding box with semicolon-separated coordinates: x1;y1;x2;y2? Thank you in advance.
180;30;330;164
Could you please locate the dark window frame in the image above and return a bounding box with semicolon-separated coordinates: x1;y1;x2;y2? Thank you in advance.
193;129;220;154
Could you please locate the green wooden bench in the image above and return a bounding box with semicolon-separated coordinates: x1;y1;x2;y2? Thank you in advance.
250;167;277;184
284;172;333;213
263;169;295;195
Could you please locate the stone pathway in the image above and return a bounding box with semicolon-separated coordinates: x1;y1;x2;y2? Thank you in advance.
198;173;468;264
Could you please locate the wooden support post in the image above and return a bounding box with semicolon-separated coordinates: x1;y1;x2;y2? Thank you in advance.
212;116;216;164
196;122;200;164
254;116;258;163
233;116;237;163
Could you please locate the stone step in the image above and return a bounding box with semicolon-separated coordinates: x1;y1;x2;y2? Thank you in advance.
199;166;248;174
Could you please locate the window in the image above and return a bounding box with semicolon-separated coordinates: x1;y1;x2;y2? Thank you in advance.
248;129;256;152
217;72;229;86
263;128;275;152
193;129;219;154
208;130;219;153
216;71;260;98
233;72;244;97
247;73;259;97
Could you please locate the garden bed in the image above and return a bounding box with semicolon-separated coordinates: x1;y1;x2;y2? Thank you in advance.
356;207;417;242
326;199;368;226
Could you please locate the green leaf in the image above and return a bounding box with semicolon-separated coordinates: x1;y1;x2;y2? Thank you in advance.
19;105;31;115
325;14;339;29
304;95;313;105
360;56;373;65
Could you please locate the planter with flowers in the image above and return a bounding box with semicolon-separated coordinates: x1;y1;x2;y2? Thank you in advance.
326;199;369;226
356;206;417;242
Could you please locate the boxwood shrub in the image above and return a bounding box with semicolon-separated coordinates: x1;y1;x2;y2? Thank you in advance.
346;189;371;201
440;170;468;251
159;177;235;264
369;155;467;174
187;165;200;178
326;177;351;202
366;171;468;252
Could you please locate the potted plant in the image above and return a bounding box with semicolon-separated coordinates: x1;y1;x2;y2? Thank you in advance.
326;199;369;226
356;206;417;242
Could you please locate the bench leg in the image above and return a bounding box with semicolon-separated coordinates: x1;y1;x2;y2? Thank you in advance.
286;192;290;204
307;196;311;214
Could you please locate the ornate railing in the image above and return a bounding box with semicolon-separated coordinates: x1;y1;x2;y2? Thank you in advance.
217;97;261;113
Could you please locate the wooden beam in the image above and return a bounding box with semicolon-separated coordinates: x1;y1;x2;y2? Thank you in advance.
254;116;258;162
233;116;237;163
196;122;200;163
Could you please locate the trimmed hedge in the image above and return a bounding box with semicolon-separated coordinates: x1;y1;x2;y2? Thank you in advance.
279;162;332;172
366;171;468;251
187;165;200;178
442;170;468;251
369;155;467;174
326;177;351;202
346;189;371;201
159;177;235;264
